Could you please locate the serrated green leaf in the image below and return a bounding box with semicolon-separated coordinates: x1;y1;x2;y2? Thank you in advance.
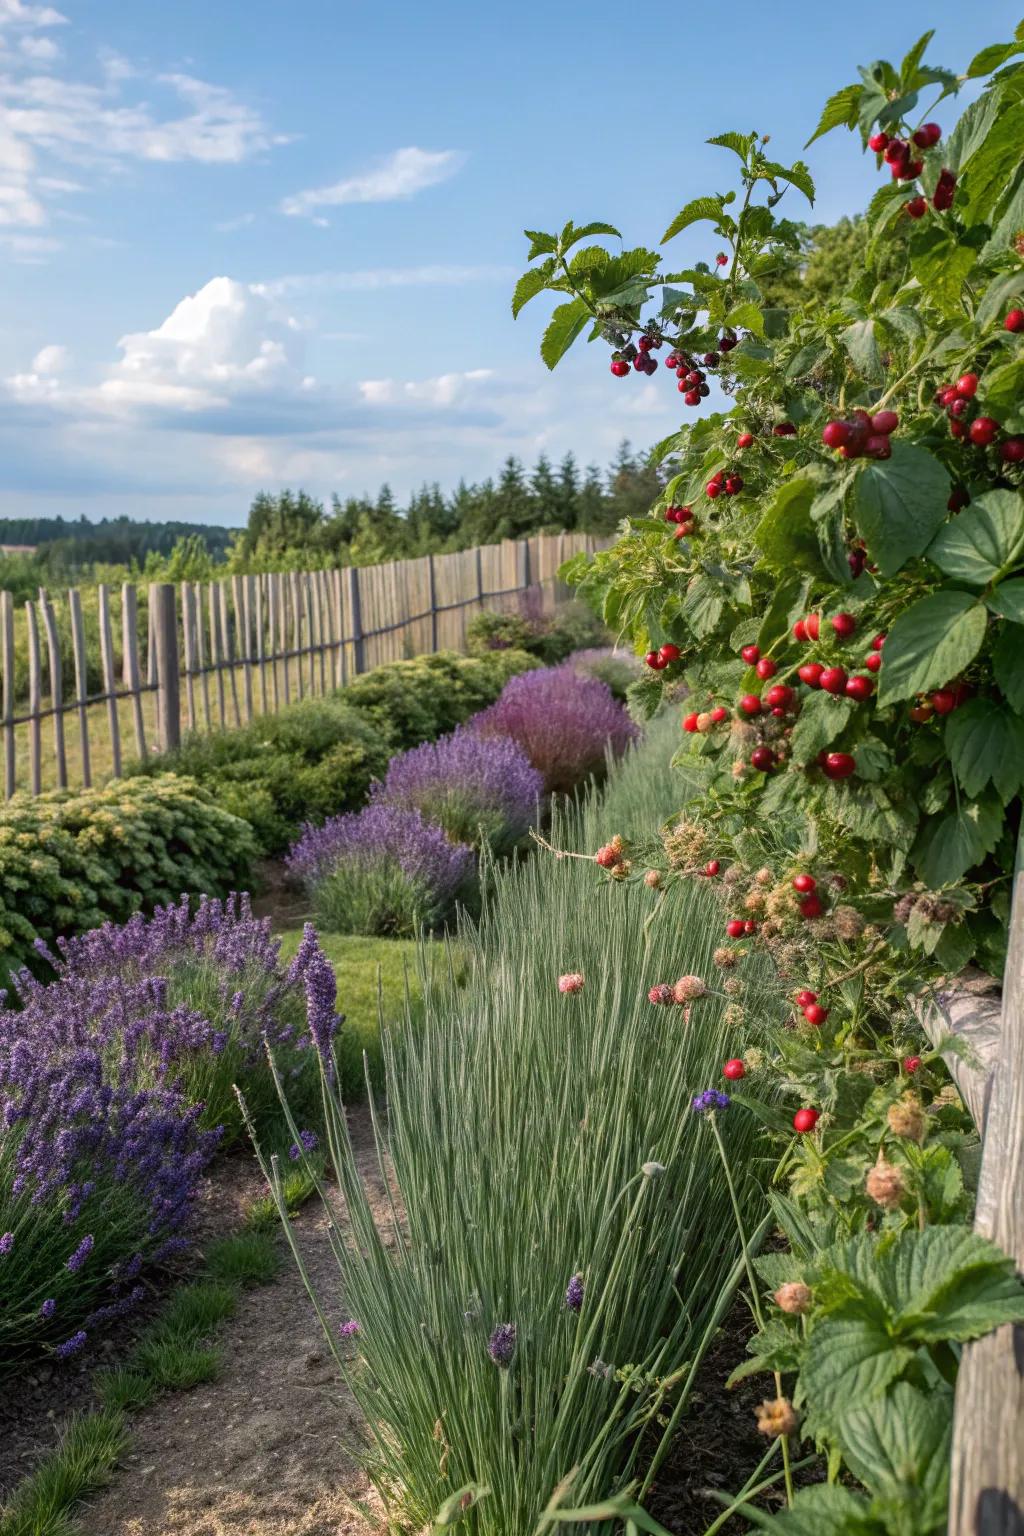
560;220;622;252
840;318;884;381
877;590;987;705
802;1312;915;1424
707;131;756;160
966;40;1024;77
790;691;855;765
993;621;1024;711
926;489;1024;584
913;793;1005;884
660;196;725;245
512;264;555;318
909;225;978;314
987;577;1024;622
899;30;934;86
944;698;1024;801
946;89;1004;174
958;99;1024;223
757;476;832;577
524;229;557;260
853;442;951;577
758;159;816;204
724;300;765;338
976;268;1024;330
980;354;1024;427
841;1382;950;1514
805;84;863;147
540;298;591;370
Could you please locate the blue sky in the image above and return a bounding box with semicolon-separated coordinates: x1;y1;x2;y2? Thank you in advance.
0;0;1012;527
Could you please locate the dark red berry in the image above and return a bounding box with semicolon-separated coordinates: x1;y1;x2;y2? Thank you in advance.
865;433;892;460
741;644;761;664
798;662;824;688
773;422;797;437
820;666;848;696
913;122;941;149
969;416;999;447
659;643;681;663
948;488;969;511
765;683;795;710
1006;309;1024;333
930;688;958;715
706;480;722;498
705;859;720;875
949;397;969;419
683;712;699;733
726;919;746;938
792;874;816;894
956;373;979;399
1001;436;1024;463
751;746;775;772
610;359;629;377
683;389;701;405
737;431;754;448
822;420;851;449
883;138;909;165
831;612;856;638
868;131;889;153
799;893;823;919
646;650;667;670
723;1058;746;1081
864;652;882;674
793;1107;820;1132
821;752;856;780
739;694;762;716
725;475;744;495
845;675;874;701
637;336;653;352
743;919;757;935
704;352;720;366
933;168;956;210
906;196;927;219
756;657;778;679
795;989;817;1007
870;410;899;435
803;1003;828;1026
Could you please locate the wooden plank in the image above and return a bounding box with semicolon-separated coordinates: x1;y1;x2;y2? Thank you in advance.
346;566;364;676
315;570;328;693
194;582;213;732
255;574;268;715
233;573;254;723
219;578;241;726
38;589;67;788
68;587;91;788
25;599;42;795
331;568;345;689
309;571;324;694
150;584;181;755
279;573;292;706
303;573;316;693
181;582;197;733
289;571;304;699
121;583;147;762
1;591;14;798
97;584;121;779
209;582;227;729
267;573;281;711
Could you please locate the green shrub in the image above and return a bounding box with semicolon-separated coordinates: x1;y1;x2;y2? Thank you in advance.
342;648;540;750
466;602;608;665
0;776;253;984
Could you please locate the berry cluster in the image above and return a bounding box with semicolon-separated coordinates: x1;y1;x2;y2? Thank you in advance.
663;503;698;539
609;331;738;398
868;125;953;216
706;468;744;499
935;364;1024;460
821;407;898;461
645;641;681;671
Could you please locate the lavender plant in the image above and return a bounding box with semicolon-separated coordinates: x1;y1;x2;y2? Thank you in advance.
566;647;643;703
371;727;543;855
473;665;639;793
286;804;476;937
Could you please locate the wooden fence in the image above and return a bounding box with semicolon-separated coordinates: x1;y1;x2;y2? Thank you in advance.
0;530;600;798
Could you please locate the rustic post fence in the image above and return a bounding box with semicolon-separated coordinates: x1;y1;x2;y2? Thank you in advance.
150;583;180;756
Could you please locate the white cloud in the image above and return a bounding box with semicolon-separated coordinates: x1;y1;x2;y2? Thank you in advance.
258;263;512;299
215;210;255;232
358;369;495;409
0;0;66;31
19;33;58;59
281;146;465;219
32;341;67;372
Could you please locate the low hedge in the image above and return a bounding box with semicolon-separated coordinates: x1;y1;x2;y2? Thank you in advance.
0;776;254;983
465;601;608;665
341;649;541;751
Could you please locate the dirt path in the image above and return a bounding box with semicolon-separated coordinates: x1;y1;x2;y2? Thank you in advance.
77;1111;386;1536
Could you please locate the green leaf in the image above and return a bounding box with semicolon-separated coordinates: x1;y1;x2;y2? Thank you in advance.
758;159;816;204
790;691;855;765
840;318;884;381
724;300;765;338
853;442;951;577
802;1312;915;1428
976;268;1024;329
540;299;591;370
966;40;1024;77
512;265;555;318
707;131;756;160
979;355;1024;427
840;1382;950;1515
738;1484;881;1536
926;490;1024;585
899;30;934;86
660;197;725;245
945;698;1024;801
681;576;725;639
524;229;557;260
987;577;1024;622
909;225;978;314
756;476;832;577
877;590;986;705
805;84;863;146
958;99;1024;223
913;793;1005;885
993;622;1024;712
560;220;622;251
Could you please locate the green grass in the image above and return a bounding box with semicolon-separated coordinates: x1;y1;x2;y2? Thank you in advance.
206;1230;281;1289
0;1409;128;1536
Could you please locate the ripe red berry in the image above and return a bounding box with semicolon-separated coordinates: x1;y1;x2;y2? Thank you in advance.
864;433;892;460
737;431;754;448
950;418;968;439
848;548;866;578
765;683;795;710
1001;436;1024;463
792;1107;820;1133
684;389;701;406
845;674;874;701
706;480;722;498
870;410;899;435
704;352;720;366
719;333;738;352
1006;309;1024;333
795;989;818;1007
930;688;957;715
822;420;851;449
821;751;856;780
969;416;1000;447
914;122;941;149
659;644;681;664
820;666;848;696
870;633;886;650
799;893;823;919
723;1058;746;1081
637;336;653;352
743;919;757;935
868;131;889;153
709;706;729;724
792;874;816;894
646;650;667;670
716;252;728;266
755;657;778;679
909;702;934;723
739;694;762;715
802;1003;828;1026
798;662;824;688
773;422;797;437
683;712;699;733
751;746;775;772
864;652;882;673
705;859;720;876
903;1055;922;1074
933;168;956;210
741;644;761;664
726;919;746;938
956;373;979;399
906;196;927;219
883;138;908;165
792;619;807;642
803;613;820;641
725;475;744;496
831;612;857;638
949;397;969;419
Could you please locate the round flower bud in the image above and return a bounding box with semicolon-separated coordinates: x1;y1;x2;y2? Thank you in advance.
673;974;708;1004
558;973;585;995
774;1282;812;1315
755;1397;798;1438
887;1095;926;1143
865;1158;905;1210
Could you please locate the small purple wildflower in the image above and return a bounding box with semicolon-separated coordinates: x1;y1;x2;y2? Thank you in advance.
691;1090;731;1114
0;1232;12;1256
487;1322;517;1367
339;1319;360;1338
565;1274;584;1313
289;1128;319;1160
55;1330;87;1359
40;1298;56;1320
66;1234;94;1272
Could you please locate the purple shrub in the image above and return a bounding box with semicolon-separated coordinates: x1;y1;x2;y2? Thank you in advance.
371;727;543;854
472;666;639;794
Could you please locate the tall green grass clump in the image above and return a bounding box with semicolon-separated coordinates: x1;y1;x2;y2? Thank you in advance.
257;714;773;1534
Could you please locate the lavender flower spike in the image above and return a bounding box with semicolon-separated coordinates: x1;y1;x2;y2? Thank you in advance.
487;1322;517;1367
565;1274;584;1313
691;1089;731;1114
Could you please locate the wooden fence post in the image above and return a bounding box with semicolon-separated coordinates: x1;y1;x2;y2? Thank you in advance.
150;583;180;755
1;591;14;799
346;566;365;677
427;555;438;652
97;584;121;779
122;583;147;763
68;588;91;788
517;537;530;595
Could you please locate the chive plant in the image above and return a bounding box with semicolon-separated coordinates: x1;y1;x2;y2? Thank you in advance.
257;714;774;1534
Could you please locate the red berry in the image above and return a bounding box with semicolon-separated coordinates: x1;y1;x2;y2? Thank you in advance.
933;168;956;210
820;666;848;696
883;138;908;165
659;643;681;663
799;893;823;919
770;706;786;717
705;859;720;876
792;619;807;642
793;1108;820;1133
914;122;941;149
739;694;762;716
803;614;820;641
706;480;722;498
868;131;889;153
864;653;882;673
906;196;927;219
723;1058;746;1081
871;633;886;650
956;373;979;399
1006;309;1024;333
716;252;728;266
765;683;795;710
637;336;653;352
950;418;968;440
725;475;744;496
949;397;969;419
969;416;1000;447
845;674;874;701
683;712;699;733
822;420;851;449
795;989;818;1007
709;706;729;724
755;657;778;679
1001;436;1024;463
646;650;667;670
704;352;720;366
909;702;934;723
719;333;738;352
865;433;892;460
848;548;866;578
743;919;757;935
870;410;899;436
741;644;761;664
802;1003;828;1026
726;919;746;938
903;1055;922;1074
930;688;957;715
737;431;754;448
750;746;775;772
674;524;691;540
684;389;701;406
610;359;630;377
830;612;857;639
792;874;816;894
773;422;797;437
798;662;824;688
821;752;856;780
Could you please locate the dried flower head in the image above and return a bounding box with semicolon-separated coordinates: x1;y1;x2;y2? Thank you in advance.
723;1004;745;1028
644;869;662;889
662;820;707;869
743;1048;765;1072
756;1397;798;1438
833;905;866;941
865;1158;906;1209
754;867;774;887
610;860;632;881
887;1095;926;1143
648;984;675;1006
673;975;708;1005
723;977;743;996
558;973;585;995
774;1282;812;1315
713;947;738;969
731;760;747;780
743;890;766;913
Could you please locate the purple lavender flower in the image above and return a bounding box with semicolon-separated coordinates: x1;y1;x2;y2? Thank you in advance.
289;1128;319;1160
339;1319;360;1338
691;1089;731;1114
0;1232;12;1256
55;1330;87;1359
565;1274;584;1313
472;666;639;793
291;927;341;1069
40;1298;56;1320
487;1322;517;1367
66;1233;94;1272
371;727;543;853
